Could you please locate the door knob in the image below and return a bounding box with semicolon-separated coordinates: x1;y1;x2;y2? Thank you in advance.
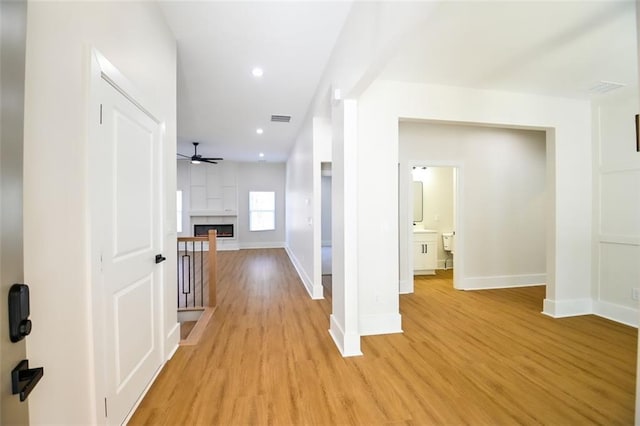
155;254;166;264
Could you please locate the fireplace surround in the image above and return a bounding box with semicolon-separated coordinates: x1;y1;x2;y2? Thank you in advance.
194;224;234;238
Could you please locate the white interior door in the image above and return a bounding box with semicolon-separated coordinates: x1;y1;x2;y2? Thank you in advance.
95;76;163;425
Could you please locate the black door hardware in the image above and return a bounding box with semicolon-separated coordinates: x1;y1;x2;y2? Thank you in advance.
155;254;166;264
12;360;44;402
9;284;31;342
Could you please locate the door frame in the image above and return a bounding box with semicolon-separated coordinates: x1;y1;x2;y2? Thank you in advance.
403;160;464;291
87;48;167;424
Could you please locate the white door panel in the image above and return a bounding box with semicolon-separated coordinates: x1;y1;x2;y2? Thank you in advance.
113;110;154;258
113;274;154;391
95;76;163;425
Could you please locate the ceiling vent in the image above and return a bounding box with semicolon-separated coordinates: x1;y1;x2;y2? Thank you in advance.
588;81;626;94
271;115;291;123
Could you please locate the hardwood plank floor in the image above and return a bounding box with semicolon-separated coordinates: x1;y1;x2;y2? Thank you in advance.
130;249;636;425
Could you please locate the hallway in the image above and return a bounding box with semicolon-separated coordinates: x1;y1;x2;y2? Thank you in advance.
130;249;636;425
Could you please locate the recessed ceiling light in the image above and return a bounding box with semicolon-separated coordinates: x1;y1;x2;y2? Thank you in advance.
259;152;265;158
252;67;263;78
256;128;263;135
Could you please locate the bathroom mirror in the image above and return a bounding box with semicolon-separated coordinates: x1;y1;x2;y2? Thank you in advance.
413;181;423;222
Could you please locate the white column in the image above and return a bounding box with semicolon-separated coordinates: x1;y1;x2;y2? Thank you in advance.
329;99;361;356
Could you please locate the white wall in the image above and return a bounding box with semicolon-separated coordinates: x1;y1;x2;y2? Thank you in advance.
400;123;547;290
592;90;640;327
357;79;592;335
237;162;286;248
22;2;176;424
177;161;285;248
285;118;319;297
177;160;190;236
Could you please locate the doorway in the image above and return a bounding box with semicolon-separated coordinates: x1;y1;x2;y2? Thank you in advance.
321;162;332;297
408;164;460;290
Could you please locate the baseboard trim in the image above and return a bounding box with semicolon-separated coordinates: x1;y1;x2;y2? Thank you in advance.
359;313;403;336
542;297;593;318
165;322;180;360
284;246;323;299
461;273;546;290
239;242;286;250
594;300;639;328
399;279;413;294
329;314;362;357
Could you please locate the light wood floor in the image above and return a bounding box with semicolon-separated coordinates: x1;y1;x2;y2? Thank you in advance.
130;249;637;425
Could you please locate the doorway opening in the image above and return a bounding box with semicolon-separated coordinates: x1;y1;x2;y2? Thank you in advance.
409;165;459;288
321;162;332;298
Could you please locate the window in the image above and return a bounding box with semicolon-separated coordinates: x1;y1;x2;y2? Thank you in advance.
249;191;275;231
176;190;183;233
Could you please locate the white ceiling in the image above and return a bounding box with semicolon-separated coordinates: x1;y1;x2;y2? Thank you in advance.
160;1;637;164
159;1;352;162
381;1;637;99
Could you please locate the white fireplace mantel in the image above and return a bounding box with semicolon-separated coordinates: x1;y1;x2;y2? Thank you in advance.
189;210;237;217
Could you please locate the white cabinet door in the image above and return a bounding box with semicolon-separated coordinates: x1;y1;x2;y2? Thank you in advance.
413;233;437;274
413;242;431;270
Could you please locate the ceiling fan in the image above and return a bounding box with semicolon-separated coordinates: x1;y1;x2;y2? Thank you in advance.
178;142;223;164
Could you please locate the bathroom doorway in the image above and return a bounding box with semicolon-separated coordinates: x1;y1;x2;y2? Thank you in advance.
410;165;459;288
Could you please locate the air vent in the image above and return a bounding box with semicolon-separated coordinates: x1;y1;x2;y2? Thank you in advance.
588;81;626;94
271;115;291;123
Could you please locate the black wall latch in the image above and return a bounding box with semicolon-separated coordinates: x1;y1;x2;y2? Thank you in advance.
12;360;43;402
155;254;166;264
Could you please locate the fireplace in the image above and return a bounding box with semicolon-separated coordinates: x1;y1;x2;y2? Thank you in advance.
194;224;234;238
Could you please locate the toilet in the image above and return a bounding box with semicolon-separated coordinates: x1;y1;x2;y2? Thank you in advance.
442;232;454;253
442;232;454;269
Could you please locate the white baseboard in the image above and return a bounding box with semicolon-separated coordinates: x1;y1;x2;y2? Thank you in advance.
359;313;403;336
284;246;323;299
542;297;593;318
594;300;639;328
239;241;285;250
177;309;203;322
165;322;180;360
329;315;362;357
461;273;546;290
399;279;413;294
541;298;638;328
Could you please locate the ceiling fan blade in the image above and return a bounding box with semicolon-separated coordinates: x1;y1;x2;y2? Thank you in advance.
177;153;191;158
201;159;218;164
200;157;224;161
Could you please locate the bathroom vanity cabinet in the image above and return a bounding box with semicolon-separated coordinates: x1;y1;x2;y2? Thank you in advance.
413;230;437;275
